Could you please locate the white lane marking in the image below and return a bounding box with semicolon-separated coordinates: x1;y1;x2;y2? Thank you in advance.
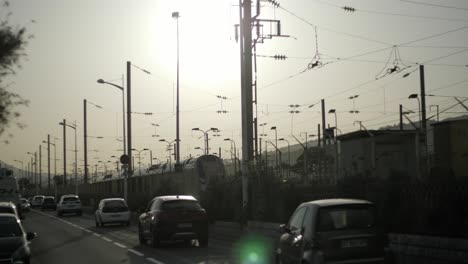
113;242;127;249
102;237;113;242
128;249;144;257
146;257;165;264
92;232;102;238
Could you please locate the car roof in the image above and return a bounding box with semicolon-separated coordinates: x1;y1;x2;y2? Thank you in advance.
61;194;79;198
0;213;19;220
302;199;373;208
33;195;45;198
101;198;125;202
44;196;55;199
154;195;197;202
0;202;15;207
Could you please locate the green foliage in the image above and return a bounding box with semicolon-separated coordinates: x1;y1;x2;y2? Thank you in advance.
0;0;32;141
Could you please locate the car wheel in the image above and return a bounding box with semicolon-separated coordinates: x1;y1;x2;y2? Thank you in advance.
138;225;146;245
150;229;160;248
95;217;99;227
126;221;130;227
57;211;62;217
77;210;82;216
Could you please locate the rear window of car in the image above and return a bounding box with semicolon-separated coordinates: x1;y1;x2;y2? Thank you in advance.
20;199;27;203
0;217;22;237
161;200;201;211
34;197;43;201
44;198;55;203
317;205;375;231
102;200;128;213
0;207;14;214
63;197;79;202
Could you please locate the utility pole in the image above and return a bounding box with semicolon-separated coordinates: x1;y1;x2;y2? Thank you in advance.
39;145;42;190
321;99;326;146
399;104;403;130
420;65;427;145
240;0;254;225
34;152;37;194
47;135;51;190
419;64;428;177
62;119;67;185
317;124;321;147
127;61;132;175
83;99;88;184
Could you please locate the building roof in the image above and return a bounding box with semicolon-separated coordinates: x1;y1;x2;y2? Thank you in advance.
303;198;373;208
431;119;468;127
337;129;418;141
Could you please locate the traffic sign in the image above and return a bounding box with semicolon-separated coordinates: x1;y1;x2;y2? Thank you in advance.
120;154;130;165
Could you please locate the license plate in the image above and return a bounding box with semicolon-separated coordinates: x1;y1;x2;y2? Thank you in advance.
177;223;192;228
341;239;367;248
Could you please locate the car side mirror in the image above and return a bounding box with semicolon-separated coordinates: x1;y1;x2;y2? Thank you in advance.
280;224;290;233
26;232;37;241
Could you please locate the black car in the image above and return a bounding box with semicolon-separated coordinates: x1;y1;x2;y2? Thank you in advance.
41;196;56;211
0;213;36;264
138;195;209;248
276;199;389;264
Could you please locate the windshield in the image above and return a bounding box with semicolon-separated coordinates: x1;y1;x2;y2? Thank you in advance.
0;207;15;215
161;200;202;211
102;200;128;213
0;217;22;237
317;206;375;231
34;197;44;201
63;197;79;202
44;198;55;204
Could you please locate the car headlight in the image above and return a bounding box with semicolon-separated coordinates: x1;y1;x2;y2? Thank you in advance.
12;244;29;260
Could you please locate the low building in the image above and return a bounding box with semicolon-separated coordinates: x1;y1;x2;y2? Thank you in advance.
338;130;420;180
432;119;468;178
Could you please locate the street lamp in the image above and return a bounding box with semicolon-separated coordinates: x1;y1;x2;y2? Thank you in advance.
132;148;149;177
194;147;204;156
159;139;176;171
60;121;78;194
328;109;339;137
82;99;102;184
278;138;290;177
172;11;181;168
192;127;219;155
270;126;278;167
224;138;238;175
408;94;421;127
97;79;125;155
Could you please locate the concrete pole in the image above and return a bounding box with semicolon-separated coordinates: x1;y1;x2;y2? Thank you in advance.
84;99;88;184
62;119;67;185
47;134;51;190
321;99;326;146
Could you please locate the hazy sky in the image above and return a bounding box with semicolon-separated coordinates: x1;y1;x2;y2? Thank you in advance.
1;0;467;173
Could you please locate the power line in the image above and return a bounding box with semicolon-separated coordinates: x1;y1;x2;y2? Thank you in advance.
400;0;468;11
277;4;393;46
311;0;468;22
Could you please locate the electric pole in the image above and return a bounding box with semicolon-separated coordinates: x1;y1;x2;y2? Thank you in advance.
84;99;88;184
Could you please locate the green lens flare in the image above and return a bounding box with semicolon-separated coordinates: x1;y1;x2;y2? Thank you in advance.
235;235;272;264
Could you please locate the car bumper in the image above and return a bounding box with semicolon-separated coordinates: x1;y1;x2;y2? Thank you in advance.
100;213;130;223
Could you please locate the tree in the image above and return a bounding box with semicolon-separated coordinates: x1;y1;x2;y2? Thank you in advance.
0;0;32;142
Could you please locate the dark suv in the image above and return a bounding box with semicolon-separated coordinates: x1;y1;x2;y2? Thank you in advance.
276;199;389;264
138;195;209;248
41;196;56;211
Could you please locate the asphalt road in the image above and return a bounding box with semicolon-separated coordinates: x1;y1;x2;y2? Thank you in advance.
21;209;268;264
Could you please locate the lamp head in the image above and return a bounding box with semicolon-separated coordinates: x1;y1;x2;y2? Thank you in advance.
408;94;418;99
97;79;105;84
172;12;180;18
